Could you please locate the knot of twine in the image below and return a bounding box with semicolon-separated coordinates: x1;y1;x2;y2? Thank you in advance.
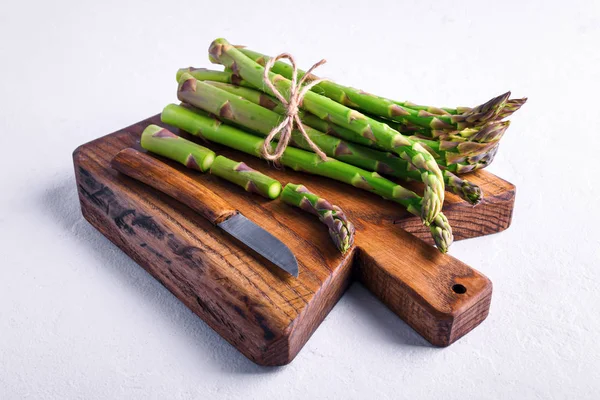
261;53;328;162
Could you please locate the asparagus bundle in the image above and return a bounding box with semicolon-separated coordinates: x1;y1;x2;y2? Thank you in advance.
193;80;482;204
207;38;445;227
157;38;525;255
281;183;355;253
161;104;454;252
176;68;249;88
210;155;282;199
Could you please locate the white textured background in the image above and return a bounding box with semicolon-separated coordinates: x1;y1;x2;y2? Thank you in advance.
1;1;599;399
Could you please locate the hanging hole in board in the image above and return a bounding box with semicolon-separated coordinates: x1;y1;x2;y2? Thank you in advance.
452;284;467;294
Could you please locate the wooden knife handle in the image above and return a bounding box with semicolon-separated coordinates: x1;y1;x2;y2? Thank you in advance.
111;148;237;225
355;225;492;347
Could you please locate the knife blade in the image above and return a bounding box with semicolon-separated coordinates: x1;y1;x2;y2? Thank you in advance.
111;148;299;276
218;214;298;276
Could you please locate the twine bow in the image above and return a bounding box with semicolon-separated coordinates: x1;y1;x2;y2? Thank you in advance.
261;53;328;162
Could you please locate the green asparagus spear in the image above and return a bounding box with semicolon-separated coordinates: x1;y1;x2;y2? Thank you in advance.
370;115;510;143
210;155;281;199
406;136;498;172
465;143;500;172
444;172;482;205
176;67;252;87
140;124;215;171
203;80;286;114
281;183;355;253
206;39;446;225
413;98;527;120
161;103;453;252
197;80;482;204
444;121;510;143
237;47;510;130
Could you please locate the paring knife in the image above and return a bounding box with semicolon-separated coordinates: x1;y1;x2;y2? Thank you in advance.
111;148;299;277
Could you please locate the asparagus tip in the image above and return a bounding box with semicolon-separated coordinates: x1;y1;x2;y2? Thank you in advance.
452;91;511;127
470;120;510;143
420;173;445;225
463;184;483;205
283;183;355;254
495;97;528;120
430;213;454;253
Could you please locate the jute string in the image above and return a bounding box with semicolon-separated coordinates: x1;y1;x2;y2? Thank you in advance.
261;53;328;162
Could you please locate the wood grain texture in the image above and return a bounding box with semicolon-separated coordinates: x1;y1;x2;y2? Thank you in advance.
355;226;492;346
73;114;515;365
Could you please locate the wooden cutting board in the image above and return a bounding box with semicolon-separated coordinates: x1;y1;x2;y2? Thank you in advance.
73;114;515;366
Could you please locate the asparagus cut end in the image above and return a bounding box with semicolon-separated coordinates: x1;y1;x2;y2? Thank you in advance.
176;68;186;82
268;182;283;199
141;124;168;139
201;152;216;172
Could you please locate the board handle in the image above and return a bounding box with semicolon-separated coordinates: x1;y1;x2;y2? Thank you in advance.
111;148;237;225
355;226;492;346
